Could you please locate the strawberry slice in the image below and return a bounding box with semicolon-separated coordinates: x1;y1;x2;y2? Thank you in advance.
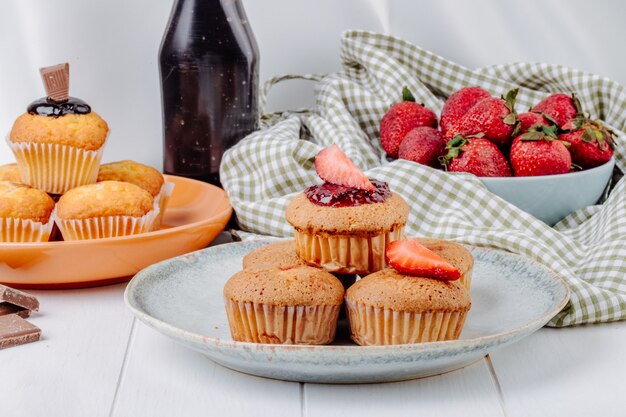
314;145;374;191
386;239;460;280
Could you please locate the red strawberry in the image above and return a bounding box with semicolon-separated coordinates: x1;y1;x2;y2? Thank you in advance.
440;135;512;177
560;119;614;169
517;112;551;134
315;144;374;191
509;126;572;176
440;86;491;136
380;87;438;158
445;89;519;147
531;93;579;128
386;239;460;281
398;127;445;168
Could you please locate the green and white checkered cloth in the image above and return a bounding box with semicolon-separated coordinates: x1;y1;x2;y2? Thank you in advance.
220;30;626;327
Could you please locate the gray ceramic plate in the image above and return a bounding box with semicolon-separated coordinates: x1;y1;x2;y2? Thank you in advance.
124;239;569;383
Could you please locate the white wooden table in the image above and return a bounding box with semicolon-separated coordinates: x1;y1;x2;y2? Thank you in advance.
3;256;625;416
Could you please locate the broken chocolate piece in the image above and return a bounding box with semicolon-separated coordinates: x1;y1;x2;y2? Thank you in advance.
0;303;30;318
0;284;39;311
40;63;70;102
0;314;41;349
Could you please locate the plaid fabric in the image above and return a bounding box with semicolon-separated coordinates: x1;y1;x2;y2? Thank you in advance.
220;30;626;327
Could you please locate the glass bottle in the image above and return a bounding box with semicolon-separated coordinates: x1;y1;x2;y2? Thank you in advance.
159;0;259;186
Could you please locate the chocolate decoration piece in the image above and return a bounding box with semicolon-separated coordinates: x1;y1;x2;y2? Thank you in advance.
0;314;41;349
0;303;30;318
27;96;91;117
0;284;39;311
40;63;70;102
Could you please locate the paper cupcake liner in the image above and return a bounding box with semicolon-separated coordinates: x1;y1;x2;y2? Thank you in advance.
224;299;341;345
345;299;468;346
0;215;55;242
460;268;472;290
56;206;160;241
293;226;405;274
8;139;105;194
154;181;175;229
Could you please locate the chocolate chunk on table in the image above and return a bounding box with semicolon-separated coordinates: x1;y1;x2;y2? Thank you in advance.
0;303;30;318
0;314;41;349
0;284;39;311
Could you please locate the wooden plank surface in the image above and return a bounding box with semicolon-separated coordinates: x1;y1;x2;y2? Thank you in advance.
111;322;302;417
0;284;133;417
490;322;626;417
304;359;506;417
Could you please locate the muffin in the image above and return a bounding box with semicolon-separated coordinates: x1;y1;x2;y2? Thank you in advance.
0;164;21;183
224;266;344;344
98;160;173;225
0;181;55;242
8;64;108;194
242;240;308;270
55;180;159;240
345;268;471;345
242;240;357;289
286;187;408;274
286;145;409;275
414;238;474;289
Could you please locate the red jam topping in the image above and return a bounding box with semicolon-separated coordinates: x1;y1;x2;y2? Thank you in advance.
305;179;391;207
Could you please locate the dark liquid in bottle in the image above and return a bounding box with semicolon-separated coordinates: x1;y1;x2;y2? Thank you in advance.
159;0;259;186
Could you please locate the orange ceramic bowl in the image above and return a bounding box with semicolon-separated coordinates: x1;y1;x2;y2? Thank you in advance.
0;175;232;289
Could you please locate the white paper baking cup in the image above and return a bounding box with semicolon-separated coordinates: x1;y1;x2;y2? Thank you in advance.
8;138;106;194
293;226;405;274
224;299;341;345
56;206;160;241
0;215;55;242
345;298;468;346
154;181;175;229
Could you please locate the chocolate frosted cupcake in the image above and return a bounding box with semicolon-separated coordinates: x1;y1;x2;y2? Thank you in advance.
56;181;159;240
8;63;108;194
0;181;55;242
224;266;344;344
286;145;408;274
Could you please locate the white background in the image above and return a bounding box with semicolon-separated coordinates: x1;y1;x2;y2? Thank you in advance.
1;0;624;168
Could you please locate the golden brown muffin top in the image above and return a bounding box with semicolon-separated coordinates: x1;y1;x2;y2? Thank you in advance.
242;240;308;270
414;238;474;275
346;269;471;312
56;181;154;220
224;266;344;306
98;160;164;197
0;181;55;223
0;164;21;183
285;192;409;236
10;111;109;151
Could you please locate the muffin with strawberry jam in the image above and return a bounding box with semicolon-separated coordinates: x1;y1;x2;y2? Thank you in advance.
346;238;471;346
286;145;409;274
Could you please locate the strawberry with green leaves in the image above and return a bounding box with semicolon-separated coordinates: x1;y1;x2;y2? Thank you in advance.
440;86;491;136
398;126;445;168
517;112;552;134
531;93;579;128
379;87;438;158
440;134;512;177
560;119;615;169
509;125;572;176
444;89;520;147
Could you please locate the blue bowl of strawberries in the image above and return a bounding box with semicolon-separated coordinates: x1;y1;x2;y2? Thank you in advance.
380;87;617;225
